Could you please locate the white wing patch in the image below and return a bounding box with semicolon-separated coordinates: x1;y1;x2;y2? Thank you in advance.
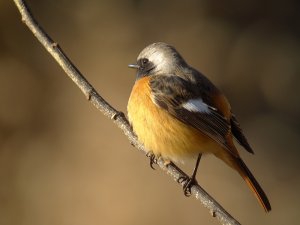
182;98;213;113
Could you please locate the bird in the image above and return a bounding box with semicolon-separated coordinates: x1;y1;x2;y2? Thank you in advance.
127;42;271;212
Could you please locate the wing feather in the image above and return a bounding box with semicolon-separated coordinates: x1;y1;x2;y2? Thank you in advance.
230;114;254;154
150;75;233;152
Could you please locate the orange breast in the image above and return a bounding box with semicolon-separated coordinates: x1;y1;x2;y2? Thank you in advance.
127;77;223;163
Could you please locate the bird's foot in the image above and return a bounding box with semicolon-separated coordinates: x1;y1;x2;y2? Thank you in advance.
177;175;198;197
146;151;158;170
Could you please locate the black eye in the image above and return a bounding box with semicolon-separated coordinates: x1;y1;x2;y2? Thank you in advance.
142;58;149;65
136;58;155;77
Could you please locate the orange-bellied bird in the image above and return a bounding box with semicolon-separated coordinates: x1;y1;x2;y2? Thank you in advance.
127;42;271;212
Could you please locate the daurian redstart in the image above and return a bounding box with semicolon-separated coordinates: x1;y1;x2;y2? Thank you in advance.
127;42;271;212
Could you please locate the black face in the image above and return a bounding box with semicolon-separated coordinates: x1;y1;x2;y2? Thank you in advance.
136;58;155;79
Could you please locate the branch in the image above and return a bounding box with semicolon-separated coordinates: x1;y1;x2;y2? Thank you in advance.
12;1;241;224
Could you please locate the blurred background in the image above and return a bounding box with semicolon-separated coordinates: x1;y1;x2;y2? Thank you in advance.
1;0;300;224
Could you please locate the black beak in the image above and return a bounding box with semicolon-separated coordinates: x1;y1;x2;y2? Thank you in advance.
128;64;140;69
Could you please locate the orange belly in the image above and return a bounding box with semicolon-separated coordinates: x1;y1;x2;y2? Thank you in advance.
127;77;222;163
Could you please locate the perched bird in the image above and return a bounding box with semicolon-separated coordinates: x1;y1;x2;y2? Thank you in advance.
127;42;271;212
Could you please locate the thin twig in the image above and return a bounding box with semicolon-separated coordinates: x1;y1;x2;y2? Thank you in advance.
12;0;241;224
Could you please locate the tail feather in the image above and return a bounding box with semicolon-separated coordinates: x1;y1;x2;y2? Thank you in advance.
236;157;271;212
215;151;271;212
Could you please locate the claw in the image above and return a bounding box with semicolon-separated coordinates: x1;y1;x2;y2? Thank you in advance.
177;175;197;197
146;152;157;170
177;176;188;184
178;154;202;197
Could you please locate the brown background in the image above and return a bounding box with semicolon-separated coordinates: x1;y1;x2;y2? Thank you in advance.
1;0;300;225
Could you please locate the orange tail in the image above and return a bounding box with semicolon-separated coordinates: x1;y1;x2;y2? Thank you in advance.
235;157;271;212
215;151;271;212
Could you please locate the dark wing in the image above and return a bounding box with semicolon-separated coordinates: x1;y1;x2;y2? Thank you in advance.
230;114;254;154
150;75;234;154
